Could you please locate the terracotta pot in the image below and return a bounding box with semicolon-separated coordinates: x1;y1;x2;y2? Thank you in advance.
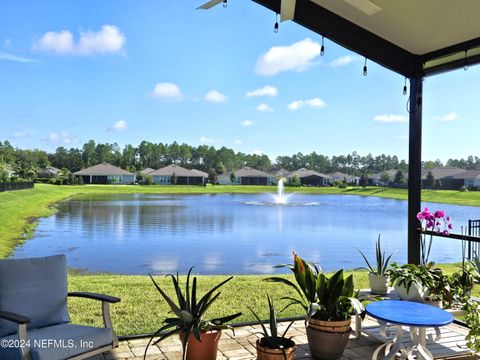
368;273;389;295
256;338;296;360
394;283;429;302
305;323;350;360
179;330;221;360
307;317;351;333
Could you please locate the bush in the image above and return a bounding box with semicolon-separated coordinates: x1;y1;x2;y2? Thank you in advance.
338;182;348;189
144;175;153;185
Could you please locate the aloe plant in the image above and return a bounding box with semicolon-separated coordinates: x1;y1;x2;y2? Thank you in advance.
145;267;242;360
356;234;393;276
265;253;363;321
248;295;295;358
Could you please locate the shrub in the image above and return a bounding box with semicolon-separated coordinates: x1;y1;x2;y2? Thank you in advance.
144;175;153;185
338;182;347;189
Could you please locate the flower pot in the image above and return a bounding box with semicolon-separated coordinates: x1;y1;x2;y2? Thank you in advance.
394;283;429;302
305;322;350;360
256;338;296;360
307;318;351;333
368;273;389;295
424;298;443;308
179;330;221;360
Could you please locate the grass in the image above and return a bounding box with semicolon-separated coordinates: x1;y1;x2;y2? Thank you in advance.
67;263;476;336
2;183;480;258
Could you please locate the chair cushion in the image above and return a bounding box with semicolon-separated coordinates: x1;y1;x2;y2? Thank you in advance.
0;324;114;360
0;255;70;337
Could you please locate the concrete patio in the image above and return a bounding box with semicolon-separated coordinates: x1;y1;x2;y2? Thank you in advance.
88;317;479;360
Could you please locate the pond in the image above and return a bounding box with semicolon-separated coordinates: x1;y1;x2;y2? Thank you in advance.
10;193;480;274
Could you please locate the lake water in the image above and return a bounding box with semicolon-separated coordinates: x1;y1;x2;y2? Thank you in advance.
10;193;480;274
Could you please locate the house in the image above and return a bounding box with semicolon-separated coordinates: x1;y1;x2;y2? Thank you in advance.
235;166;274;185
140;168;155;176
150;164;207;185
328;171;359;185
74;163;135;184
38;166;60;179
288;168;330;186
448;170;480;190
421;167;465;189
368;169;405;186
269;168;291;185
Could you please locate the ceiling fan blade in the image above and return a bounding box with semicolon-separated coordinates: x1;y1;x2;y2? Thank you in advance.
280;0;297;21
196;0;224;10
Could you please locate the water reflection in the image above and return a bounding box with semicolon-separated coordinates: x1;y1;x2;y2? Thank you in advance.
10;194;480;274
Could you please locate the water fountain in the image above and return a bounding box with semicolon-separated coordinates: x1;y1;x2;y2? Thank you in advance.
272;178;290;205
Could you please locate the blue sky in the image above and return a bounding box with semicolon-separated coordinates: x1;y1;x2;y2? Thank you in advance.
0;0;478;162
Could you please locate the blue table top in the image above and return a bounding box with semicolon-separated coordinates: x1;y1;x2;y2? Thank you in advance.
366;300;454;327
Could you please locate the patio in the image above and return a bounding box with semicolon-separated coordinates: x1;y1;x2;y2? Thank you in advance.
92;318;477;360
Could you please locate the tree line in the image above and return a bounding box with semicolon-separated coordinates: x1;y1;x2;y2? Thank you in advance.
0;139;478;180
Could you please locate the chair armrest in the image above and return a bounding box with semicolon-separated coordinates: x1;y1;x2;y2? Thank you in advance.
0;310;31;324
68;292;120;303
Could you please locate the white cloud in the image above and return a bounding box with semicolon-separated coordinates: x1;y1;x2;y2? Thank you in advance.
108;120;127;132
435;112;458;122
234;139;243;145
373;114;408;123
198;136;215;144
252;150;264;155
241;120;254;127
255;38;320;76
33;25;125;56
47;131;78;145
0;52;36;63
150;83;182;102
287;97;327;110
246;85;278;97
204;90;227;103
256;103;274;112
329;55;360;68
12;131;28;138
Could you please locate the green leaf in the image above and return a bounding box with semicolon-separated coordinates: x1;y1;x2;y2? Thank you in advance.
264;277;305;301
149;274;183;319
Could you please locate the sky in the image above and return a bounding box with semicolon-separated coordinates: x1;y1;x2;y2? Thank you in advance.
0;0;479;163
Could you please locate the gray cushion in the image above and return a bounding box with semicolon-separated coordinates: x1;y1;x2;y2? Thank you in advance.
0;255;70;337
0;323;113;360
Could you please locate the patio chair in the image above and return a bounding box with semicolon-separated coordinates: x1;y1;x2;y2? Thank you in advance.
0;255;120;360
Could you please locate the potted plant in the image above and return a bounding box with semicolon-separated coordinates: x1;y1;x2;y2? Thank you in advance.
145;268;242;360
266;253;363;360
387;262;434;301
248;294;296;360
356;234;393;295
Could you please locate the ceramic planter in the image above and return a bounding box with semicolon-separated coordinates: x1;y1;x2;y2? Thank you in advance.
394;282;429;302
255;338;296;360
368;273;389;295
179;330;221;360
306;318;351;359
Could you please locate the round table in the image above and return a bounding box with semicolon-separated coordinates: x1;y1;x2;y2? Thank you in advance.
366;300;453;360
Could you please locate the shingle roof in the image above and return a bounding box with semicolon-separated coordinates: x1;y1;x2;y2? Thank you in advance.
74;163;133;176
270;168;291;177
328;171;353;181
421;167;465;180
140;168;155;175
236;166;271;177
288;168;329;179
450;170;480;180
190;169;208;177
150;164;206;177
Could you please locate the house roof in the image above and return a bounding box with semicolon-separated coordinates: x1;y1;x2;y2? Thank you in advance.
253;0;480;78
288;168;329;179
150;164;206;177
74;163;133;176
450;170;480;180
368;169;404;180
270;168;291;177
39;166;60;174
190;169;209;177
236;166;271;178
140;168;155;175
328;171;352;180
421;167;465;180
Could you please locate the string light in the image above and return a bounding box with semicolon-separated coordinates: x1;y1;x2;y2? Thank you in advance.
464;49;468;71
274;13;279;33
363;58;368;76
403;77;408;96
320;36;325;56
223;0;227;8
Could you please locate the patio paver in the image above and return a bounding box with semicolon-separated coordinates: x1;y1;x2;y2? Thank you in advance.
90;318;480;360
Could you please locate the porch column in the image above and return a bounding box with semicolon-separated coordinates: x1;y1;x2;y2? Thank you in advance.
407;77;423;264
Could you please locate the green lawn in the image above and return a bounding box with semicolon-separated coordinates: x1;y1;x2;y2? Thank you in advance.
1;183;480;258
67;263;474;336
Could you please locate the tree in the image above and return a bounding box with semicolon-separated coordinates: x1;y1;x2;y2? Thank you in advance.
394;170;405;184
380;172;391;185
424;171;435;188
230;171;236;184
289;175;301;187
208;169;218;184
359;173;369;187
171;172;177;185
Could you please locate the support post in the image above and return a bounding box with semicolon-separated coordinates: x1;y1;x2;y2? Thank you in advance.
408;77;423;264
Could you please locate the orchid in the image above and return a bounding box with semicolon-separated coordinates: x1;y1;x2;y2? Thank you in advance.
417;207;453;265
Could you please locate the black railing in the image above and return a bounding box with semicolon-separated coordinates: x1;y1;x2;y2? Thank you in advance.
468;220;480;259
0;182;34;192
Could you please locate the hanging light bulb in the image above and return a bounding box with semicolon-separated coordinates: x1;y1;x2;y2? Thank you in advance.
223;0;227;8
363;58;368;76
464;49;468;71
320;36;325;56
403;77;408;96
274;13;279;33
